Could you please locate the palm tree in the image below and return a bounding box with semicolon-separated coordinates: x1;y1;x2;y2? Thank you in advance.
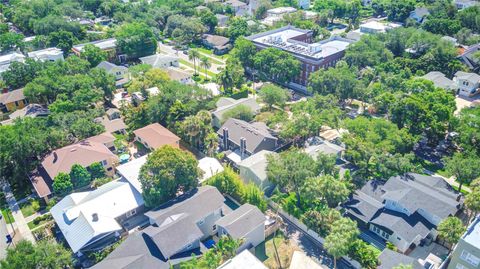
217;68;233;94
200;56;211;80
188;49;200;75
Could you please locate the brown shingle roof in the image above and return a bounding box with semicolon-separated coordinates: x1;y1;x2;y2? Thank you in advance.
0;88;25;104
133;123;180;150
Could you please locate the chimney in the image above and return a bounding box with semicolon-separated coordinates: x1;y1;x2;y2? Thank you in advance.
222;127;229;149
92;213;98;222
53;152;58;163
240;137;246;158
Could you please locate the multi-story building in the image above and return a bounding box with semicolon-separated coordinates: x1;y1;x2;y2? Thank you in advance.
448;217;480;269
246;26;354;93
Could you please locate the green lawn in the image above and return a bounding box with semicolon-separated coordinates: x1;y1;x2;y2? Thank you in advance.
178;59;217;77
196;47;229;61
452;185;470;195
27;214;52;231
256;232;299;269
2;209;13;224
20;203;37;218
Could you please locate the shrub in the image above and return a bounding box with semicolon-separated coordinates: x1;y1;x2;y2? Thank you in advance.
31;200;40;212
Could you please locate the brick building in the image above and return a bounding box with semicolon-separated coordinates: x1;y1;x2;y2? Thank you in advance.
246;26;354;93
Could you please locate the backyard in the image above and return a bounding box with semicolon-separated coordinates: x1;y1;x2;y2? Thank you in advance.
255;232;299;269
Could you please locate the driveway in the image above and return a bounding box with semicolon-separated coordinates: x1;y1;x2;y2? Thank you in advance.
455;95;480;114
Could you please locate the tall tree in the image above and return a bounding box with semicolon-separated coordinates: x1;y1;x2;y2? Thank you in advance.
69;164;91;188
301;175;351;208
200;56;211;79
437;217;465;252
443;152;480;192
52;172;73;195
81;44;107;67
188;49;200;75
258;84;290;109
253;47;301;84
324;217;359;269
266;149;318;208
115;22;157;59
139;145;200;207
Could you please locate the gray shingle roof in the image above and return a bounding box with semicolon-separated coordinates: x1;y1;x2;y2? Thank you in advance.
213;97;261;122
96;61;126;73
215;204;264;239
218;118;277;154
139;54;178;68
378;249;423;269
422;71;457;90
370;210;433;243
455;71;480;83
145;186;225;226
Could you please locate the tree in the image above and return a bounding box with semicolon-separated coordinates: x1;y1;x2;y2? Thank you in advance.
437;217;466;252
81;44;107;67
222;104;254;123
243;183;267;212
0;32;24;52
230;37;257;69
217;58;245;93
227;17;249;41
70;164;91;188
2;59;44;89
324;217;359;269
178;110;216;153
267;149;318;208
207;167;244;200
465;188;480;221
200;56;211;79
393;264;413;269
454;106;480;154
89;162;106;179
115;22;157;59
302;208;341;237
52;172;73;195
443;152;480;192
345;35;393;68
139;145;200;207
0;239;72;269
253;47;301;83
188;49;200;75
422;18;462;36
198;9;218;32
308;61;361;101
48;30;78;54
258;84;290;109
301;175;350;208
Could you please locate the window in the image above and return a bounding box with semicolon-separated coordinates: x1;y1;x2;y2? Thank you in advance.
198;219;204;225
126;209;136;218
461;250;480;267
456;263;467;269
14;101;19;106
101;160;108;166
213;225;217;231
397;236;401;241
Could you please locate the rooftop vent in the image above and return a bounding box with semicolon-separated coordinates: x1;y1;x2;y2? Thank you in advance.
92;213;98;222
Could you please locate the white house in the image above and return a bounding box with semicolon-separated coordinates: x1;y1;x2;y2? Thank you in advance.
238;150;276;191
27;47;64;62
96;61;129;81
0;52;26;76
198;157;224;183
454;71;480;97
455;0;479;9
139;54;179;69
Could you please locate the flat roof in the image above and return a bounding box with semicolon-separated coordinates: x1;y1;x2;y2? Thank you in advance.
28;47;62;58
217;250;267;269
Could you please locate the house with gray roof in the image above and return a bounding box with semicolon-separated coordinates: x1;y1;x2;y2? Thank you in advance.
212;97;261;128
216;203;265;252
422;71;457;91
459;43;480;71
454;71;480;97
447;216;480;269
455;0;479;9
96;61;130;86
409;7;430;23
378;249;423;269
218;118;278;160
238;150;277;191
202;34;231;55
304;140;345;160
139;54;179;69
343;173;462;253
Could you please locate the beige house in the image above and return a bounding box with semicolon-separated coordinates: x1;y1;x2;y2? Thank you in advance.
30;132;119;199
448;217;480;269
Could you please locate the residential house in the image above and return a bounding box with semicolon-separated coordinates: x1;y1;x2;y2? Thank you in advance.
289;251;325;269
215;203;265;252
139;54;179;68
304;140;344;161
0;88;28;113
455;0;479;9
212;97;261;128
262;7;298;26
454;71;480;97
216;14;230;27
202;34;232;55
198;157;224;183
27;47;64;62
447;216;480;269
246;26;354;92
409;7;430;23
72;38;118;61
218;119;278;162
165;68;194;84
50;180;144;254
0;52;26;77
218;250;268;269
377;249;423;269
7;103;49;120
93;186;226;269
459;43;480;71
133;123;180;151
224;0;248;16
343;173;462;253
30;132;119;199
346;21;402;41
423;71;457;91
96;61;130;87
238;150;277;191
132;86;159;105
298;0;310;9
94;108;127;134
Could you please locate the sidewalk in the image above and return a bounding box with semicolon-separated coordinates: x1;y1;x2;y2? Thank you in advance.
2;183;35;243
431;173;472;193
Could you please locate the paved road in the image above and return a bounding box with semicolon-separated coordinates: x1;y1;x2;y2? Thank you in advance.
280;215;354;269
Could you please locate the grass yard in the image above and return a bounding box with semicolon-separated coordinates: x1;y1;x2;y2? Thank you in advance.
27;214;53;231
194;47;228;61
179;59;218;77
255;233;299;269
20;199;41;218
1;209;13;224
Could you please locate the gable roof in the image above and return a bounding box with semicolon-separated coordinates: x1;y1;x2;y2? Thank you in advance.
145;186;225;225
218;250;268;269
218;118;277;154
224;0;247;7
0;88;25;104
96;61;127;73
304;141;344;159
238;150;276;181
455;71;480;83
203;34;230;47
133;123;180;150
8;104;49;120
116;155;148;194
166;68;192;81
95;116;127;133
50;181;144;253
422;71;457;90
459;43;480;70
215;203;264;240
378;249;423;269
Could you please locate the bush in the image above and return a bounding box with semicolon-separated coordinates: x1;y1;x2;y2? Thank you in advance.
348;239;380;269
243;183;267;212
92;177;113;188
31;200;40;212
